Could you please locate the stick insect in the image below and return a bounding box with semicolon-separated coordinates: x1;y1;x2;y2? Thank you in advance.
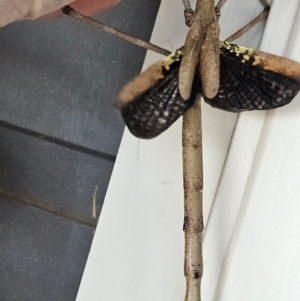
64;1;300;300
115;1;300;301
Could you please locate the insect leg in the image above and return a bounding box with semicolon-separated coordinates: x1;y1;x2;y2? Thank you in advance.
200;21;220;98
215;0;228;20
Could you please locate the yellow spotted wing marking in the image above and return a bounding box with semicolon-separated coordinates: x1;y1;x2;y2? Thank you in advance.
220;41;255;62
202;41;300;112
162;48;183;71
220;41;254;54
220;41;300;80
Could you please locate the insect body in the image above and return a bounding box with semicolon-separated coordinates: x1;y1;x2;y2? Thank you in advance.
116;42;300;139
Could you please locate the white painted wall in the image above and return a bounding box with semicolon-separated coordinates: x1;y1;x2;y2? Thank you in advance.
76;0;300;300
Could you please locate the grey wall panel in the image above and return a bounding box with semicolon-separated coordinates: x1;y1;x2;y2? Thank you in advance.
0;0;161;156
0;197;94;301
0;124;114;226
0;1;161;299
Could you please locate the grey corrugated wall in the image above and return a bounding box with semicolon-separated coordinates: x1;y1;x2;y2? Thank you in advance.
0;1;161;300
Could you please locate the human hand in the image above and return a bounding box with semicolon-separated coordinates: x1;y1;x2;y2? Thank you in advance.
0;0;121;27
45;0;122;18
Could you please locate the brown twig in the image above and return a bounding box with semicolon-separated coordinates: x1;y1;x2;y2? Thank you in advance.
62;6;171;56
226;6;270;42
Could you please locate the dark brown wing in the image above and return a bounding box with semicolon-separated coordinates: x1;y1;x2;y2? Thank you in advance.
203;42;300;112
119;61;199;139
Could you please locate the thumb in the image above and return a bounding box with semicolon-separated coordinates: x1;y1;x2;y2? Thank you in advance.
0;0;73;27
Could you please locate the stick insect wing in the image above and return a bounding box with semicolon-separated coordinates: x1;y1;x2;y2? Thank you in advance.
116;41;300;139
115;49;199;139
205;41;300;112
